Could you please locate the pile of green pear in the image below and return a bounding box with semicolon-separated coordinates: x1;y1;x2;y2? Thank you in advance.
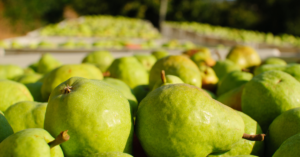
1;45;300;157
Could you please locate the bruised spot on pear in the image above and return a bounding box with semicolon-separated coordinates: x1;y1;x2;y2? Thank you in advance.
62;85;73;94
48;130;70;149
103;71;110;77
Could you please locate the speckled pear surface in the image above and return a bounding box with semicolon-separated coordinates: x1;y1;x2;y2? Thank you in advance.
0;111;13;142
103;78;138;117
44;77;133;157
208;111;264;157
272;133;300;157
0;128;64;157
4;101;47;132
254;64;300;81
226;46;261;69
242;70;300;132
107;56;149;89
82;51;114;72
41;64;103;101
149;55;201;89
0;79;33;112
266;107;300;157
136;84;244;157
217;71;252;96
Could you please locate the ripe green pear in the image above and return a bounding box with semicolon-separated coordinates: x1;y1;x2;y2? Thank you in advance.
212;60;241;80
0;111;13;142
226;45;261;69
263;58;287;66
0;79;33;112
4;101;47;132
149;55;201;90
242;70;300;132
208;111;264;157
82;51;114;72
272;133;300;157
266;107;300;156
133;54;157;72
0;128;64;157
188;48;216;66
217;71;253;96
0;64;24;80
151;50;169;59
41;64;103;101
14;73;43;84
37;53;62;74
217;85;244;111
136;84;245;156
132;85;150;103
254;64;300;82
103;78;138;117
199;65;219;91
152;70;184;91
107;56;148;89
44;77;133;156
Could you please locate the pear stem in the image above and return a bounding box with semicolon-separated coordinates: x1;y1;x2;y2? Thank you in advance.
242;133;266;141
161;70;167;84
48;130;70;149
62;85;73;94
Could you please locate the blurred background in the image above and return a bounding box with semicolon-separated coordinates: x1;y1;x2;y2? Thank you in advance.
1;0;300;38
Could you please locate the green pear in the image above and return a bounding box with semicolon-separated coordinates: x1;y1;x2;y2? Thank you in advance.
28;62;39;72
37;41;56;49
14;73;43;84
0;111;14;142
0;128;66;157
149;55;201;90
133;54;157;72
107;56;148;89
23;67;36;74
0;79;33;112
103;78;138;117
41;64;103;101
263;57;287;66
37;53;62;74
217;85;244;111
212;60;241;80
0;64;24;80
89;152;133;157
152;70;184;90
4;101;47;132
226;45;261;69
217;71;253;96
272;132;300;157
10;40;23;49
266;107;300;156
242;70;300;132
188;48;216;67
82;51;114;72
254;64;300;81
209;111;264;157
151;50;169;59
132;85;150;103
136;84;245;156
59;40;75;49
199;65;219;91
44;77;133;156
25;82;44;102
